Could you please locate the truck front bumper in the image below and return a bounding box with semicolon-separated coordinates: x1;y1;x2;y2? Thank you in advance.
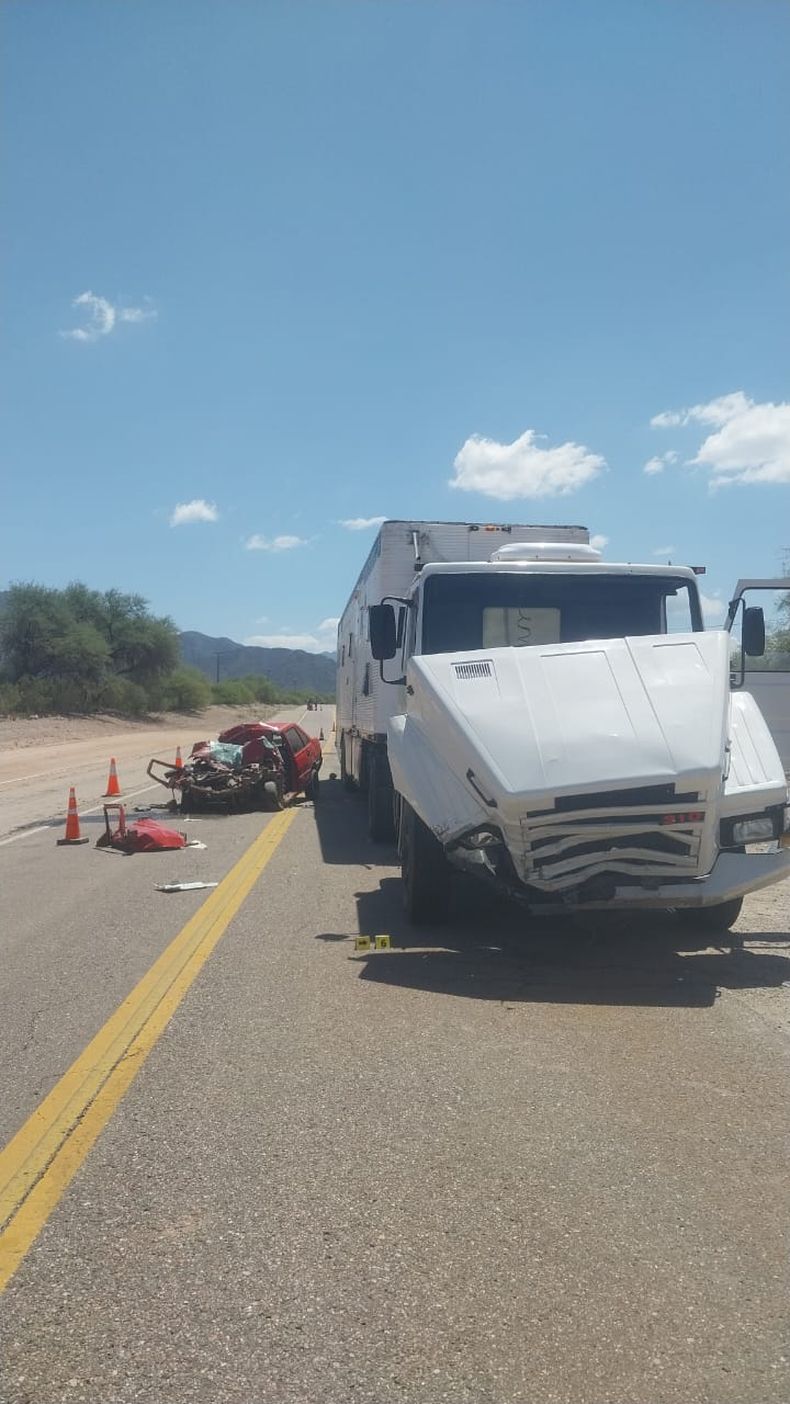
535;847;790;912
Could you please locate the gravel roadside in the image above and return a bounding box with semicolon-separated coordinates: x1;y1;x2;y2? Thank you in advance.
0;704;282;753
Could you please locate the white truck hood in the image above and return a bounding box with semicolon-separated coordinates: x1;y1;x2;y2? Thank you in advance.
407;631;733;814
387;629;790;901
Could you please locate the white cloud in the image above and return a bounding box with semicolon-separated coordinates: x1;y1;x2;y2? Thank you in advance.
652;545;676;557
244;534;308;551
650;391;790;487
117;304;156;325
590;534;609;550
651;392;751;431
243;617;338;654
699;592;725;625
339;516;387;531
644;451;678;476
170;499;219;526
649;410;684;429
450;428;605;500
61;290;156;342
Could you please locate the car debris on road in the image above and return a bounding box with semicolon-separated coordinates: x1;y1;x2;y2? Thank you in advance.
146;720;322;814
154;880;219;893
96;804;190;854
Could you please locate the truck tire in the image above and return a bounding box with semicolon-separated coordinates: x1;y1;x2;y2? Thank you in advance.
401;802;449;924
340;734;355;792
367;748;396;843
676;896;744;935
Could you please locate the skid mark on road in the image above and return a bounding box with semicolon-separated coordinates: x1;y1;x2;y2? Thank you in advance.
0;807;298;1291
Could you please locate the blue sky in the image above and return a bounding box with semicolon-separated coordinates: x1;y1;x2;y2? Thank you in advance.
4;0;789;652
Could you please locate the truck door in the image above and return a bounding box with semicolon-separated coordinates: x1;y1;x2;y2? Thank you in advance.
728;577;790;773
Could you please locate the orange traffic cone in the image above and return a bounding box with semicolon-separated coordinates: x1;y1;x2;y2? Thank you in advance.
57;787;89;846
104;757;122;797
319;729;325;741
174;745;183;769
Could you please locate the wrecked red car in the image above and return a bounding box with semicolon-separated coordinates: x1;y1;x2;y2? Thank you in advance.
147;722;322;815
217;721;322;803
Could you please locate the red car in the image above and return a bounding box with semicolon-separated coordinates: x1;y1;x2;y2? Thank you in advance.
217;721;322;803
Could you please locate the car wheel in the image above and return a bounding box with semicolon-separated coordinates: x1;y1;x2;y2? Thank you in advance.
305;768;320;802
675;897;744;935
401;803;449;924
263;780;284;811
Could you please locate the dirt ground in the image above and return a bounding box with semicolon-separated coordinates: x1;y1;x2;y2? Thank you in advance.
0;704;281;752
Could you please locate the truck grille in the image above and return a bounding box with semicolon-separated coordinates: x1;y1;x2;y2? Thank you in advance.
518;796;705;890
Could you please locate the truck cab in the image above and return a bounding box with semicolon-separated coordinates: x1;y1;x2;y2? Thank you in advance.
370;542;790;929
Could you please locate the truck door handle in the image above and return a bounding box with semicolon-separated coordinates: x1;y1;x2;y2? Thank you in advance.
466;769;498;809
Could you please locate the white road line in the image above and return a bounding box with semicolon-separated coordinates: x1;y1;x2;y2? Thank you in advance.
0;783;163;848
0;752;182;789
0;767;75;788
0;825;53;847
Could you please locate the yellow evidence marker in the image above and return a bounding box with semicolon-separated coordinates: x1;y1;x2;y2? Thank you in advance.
354;936;372;952
374;935;391;951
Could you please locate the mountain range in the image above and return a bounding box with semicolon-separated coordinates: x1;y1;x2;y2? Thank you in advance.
179;631;336;694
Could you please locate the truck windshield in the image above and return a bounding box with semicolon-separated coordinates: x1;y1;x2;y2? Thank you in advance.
420;572;702;655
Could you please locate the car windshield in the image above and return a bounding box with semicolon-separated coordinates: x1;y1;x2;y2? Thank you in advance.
420;571;702;655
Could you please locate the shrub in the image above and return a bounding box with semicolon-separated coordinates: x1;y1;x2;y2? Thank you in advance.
163;667;212;712
211;680;256;706
100;676;151;716
15;677;58;714
0;682;21;716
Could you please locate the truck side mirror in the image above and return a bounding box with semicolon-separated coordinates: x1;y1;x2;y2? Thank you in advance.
742;606;766;657
369;603;397;660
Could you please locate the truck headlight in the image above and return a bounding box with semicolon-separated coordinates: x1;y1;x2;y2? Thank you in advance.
731;816;777;844
458;826;500;850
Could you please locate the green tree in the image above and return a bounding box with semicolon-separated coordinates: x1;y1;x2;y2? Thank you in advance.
163;667;212;712
211;679;258;705
0;585;74;679
0;580;183;715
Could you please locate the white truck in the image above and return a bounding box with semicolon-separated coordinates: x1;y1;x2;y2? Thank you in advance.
336;519;790;929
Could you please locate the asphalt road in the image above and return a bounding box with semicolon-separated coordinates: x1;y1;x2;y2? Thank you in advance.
1;703;789;1404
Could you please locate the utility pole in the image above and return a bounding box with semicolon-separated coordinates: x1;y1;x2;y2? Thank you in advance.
214;649;240;683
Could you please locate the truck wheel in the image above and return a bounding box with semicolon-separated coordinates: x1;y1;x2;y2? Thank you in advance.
367;749;395;843
401;803;449;924
676;897;744;934
340;734;355;792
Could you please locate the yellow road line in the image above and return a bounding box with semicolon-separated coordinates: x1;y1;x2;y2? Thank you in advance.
0;807;297;1292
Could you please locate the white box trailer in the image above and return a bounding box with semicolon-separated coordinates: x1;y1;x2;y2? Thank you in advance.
336;519;591;837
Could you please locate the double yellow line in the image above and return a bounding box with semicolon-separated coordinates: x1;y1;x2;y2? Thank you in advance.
0;807;297;1292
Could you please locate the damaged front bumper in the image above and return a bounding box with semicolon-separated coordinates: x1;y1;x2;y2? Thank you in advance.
546;847;790;911
450;840;790;911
